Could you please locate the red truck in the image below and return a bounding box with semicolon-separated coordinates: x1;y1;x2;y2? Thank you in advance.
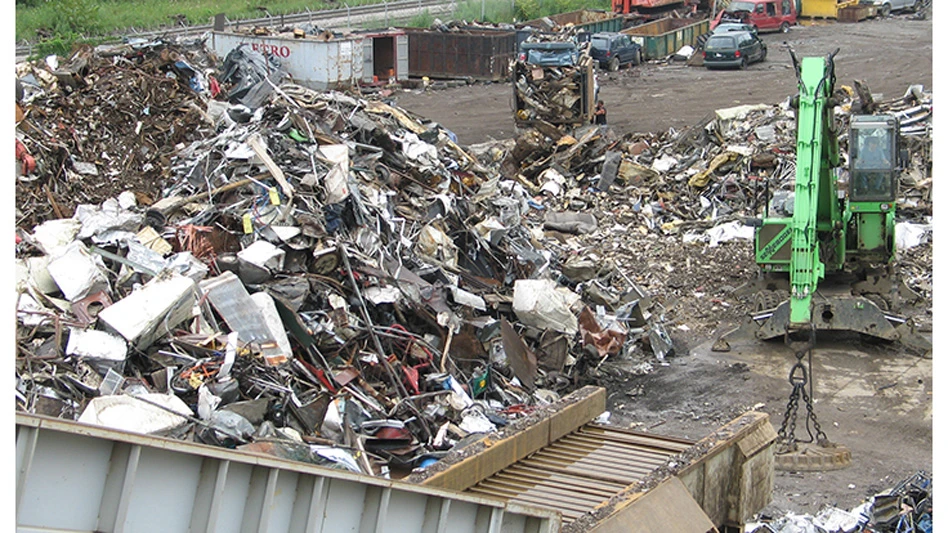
710;0;797;33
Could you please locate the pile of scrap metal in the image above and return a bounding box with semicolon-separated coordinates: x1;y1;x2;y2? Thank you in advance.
747;471;932;533
512;38;596;126
492;80;933;334
14;40;672;477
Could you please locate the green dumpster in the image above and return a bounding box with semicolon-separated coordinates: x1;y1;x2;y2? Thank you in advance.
622;18;710;60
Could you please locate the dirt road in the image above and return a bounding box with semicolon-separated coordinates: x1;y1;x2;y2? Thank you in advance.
395;17;932;145
396;15;933;518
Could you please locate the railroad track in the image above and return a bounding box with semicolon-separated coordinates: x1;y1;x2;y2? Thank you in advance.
16;0;453;60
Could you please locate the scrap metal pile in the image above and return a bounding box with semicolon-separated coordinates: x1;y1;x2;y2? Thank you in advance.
15;41;673;476
512;40;595;125
747;470;932;533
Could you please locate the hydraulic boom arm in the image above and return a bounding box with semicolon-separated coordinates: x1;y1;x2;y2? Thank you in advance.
787;51;841;328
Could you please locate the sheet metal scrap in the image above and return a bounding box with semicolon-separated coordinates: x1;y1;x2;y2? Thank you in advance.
747;470;931;533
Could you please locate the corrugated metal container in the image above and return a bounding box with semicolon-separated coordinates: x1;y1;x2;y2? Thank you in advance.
523;9;624;34
357;30;409;84
405;28;517;81
210;31;363;91
622;18;710;59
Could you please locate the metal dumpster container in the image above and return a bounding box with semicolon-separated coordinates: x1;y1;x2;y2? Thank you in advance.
405;28;517;81
801;0;858;17
838;4;873;21
622;17;710;60
357;30;409;84
210;31;364;91
522;9;624;34
16;413;561;533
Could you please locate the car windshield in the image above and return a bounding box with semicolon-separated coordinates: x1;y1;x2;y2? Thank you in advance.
705;36;736;50
727;1;756;11
591;37;611;51
715;23;749;33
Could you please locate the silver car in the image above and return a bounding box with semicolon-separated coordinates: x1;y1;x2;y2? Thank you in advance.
861;0;921;17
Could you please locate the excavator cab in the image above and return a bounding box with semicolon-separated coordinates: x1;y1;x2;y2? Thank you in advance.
849;115;899;203
845;115;899;263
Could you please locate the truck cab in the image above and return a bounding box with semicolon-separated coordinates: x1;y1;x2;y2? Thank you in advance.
711;0;797;33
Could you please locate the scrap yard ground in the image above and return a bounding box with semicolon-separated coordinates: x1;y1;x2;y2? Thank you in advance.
399;16;934;516
397;18;933;145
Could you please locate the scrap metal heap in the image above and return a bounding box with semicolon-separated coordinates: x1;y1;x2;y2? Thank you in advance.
14;40;932;477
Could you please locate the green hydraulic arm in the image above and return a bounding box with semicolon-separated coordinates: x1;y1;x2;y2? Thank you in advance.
787;51;842;328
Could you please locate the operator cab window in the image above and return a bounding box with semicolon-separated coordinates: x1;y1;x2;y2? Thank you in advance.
851;127;895;201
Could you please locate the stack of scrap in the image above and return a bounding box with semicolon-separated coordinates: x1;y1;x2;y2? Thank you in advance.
14;39;674;477
747;471;932;533
513;53;594;124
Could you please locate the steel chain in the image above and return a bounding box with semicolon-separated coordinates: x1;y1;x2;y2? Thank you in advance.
777;327;827;448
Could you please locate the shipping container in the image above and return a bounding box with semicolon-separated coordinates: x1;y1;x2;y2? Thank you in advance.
210;31;364;91
357;30;409;84
405;28;517;81
622;17;710;59
522;9;624;34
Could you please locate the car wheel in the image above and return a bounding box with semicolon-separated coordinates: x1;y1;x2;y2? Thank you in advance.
608;58;619;72
760;47;767;62
780;21;790;32
634;50;642;66
739;57;747;70
879;3;891;16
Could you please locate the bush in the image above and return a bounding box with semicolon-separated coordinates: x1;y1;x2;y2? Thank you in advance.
406;9;434;27
51;0;101;34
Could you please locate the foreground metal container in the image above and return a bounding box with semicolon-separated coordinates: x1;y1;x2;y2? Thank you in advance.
210;31;365;91
622;17;710;59
406;28;517;81
15;413;560;533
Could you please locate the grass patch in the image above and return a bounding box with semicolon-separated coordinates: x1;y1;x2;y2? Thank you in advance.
453;0;516;23
405;8;435;27
451;0;610;24
16;0;386;42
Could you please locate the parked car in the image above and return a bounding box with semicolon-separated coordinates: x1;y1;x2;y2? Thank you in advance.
589;32;643;71
710;0;797;33
703;31;767;69
711;22;758;34
518;41;580;67
860;0;920;16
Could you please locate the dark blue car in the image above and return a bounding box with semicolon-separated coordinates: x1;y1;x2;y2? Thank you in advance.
589;32;643;71
703;31;767;69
